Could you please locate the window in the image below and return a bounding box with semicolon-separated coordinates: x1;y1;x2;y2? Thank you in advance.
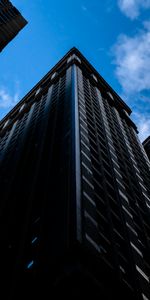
82;175;94;190
119;190;129;203
126;223;138;236
26;260;34;269
35;87;42;96
19;103;26;112
130;242;143;257
83;191;96;207
142;192;150;203
85;233;100;252
142;293;149;300
119;265;126;274
81;139;90;151
107;91;114;101
67;54;81;64
31;237;38;244
3;119;10;129
91;74;98;82
84;211;98;227
136;265;149;282
82;161;92;175
123;109;129;117
51;72;57;80
111;158;122;170
116;178;125;190
122;205;133;219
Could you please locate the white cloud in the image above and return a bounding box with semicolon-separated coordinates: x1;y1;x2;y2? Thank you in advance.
132;112;150;141
118;0;150;19
112;25;150;141
112;26;150;95
0;87;19;108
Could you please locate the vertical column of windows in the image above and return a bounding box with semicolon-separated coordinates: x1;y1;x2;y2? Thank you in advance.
96;90;126;195
121;120;150;288
77;67;100;253
23;82;64;270
0;104;37;288
115;110;150;205
113;108;150;298
104;104;142;213
0;123;16;159
133;130;150;170
0;111;30;183
80;74;133;274
84;77;117;267
96;88;138;290
127;127;150;202
122;120;150;226
121;118;150;210
130;130;150;208
100;94;150;296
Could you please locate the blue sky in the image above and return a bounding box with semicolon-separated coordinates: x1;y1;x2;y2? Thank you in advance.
0;0;150;141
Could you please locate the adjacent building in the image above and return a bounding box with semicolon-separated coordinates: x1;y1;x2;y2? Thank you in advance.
0;0;27;52
0;48;150;299
143;136;150;161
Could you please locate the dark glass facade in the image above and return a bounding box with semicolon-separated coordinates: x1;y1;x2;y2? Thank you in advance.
143;136;150;161
0;48;150;299
0;0;27;51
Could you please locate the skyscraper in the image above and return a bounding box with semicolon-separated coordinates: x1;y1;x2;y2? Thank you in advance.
0;0;27;52
0;48;150;300
143;136;150;161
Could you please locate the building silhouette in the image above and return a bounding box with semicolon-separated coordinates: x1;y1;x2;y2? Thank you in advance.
0;0;27;52
0;48;150;299
143;136;150;161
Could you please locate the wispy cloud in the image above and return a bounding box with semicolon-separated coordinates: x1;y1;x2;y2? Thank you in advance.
81;5;88;11
0;86;19;109
111;24;150;140
118;0;150;19
111;25;150;95
81;4;99;24
143;20;150;29
132;112;150;141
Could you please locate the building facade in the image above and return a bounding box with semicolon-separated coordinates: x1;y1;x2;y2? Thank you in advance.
143;136;150;161
0;48;150;299
0;0;27;51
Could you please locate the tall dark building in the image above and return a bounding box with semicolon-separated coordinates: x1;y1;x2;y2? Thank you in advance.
0;48;150;300
0;0;27;52
143;136;150;161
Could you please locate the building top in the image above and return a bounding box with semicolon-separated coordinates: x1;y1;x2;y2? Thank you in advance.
143;135;150;160
0;0;27;51
143;136;150;147
0;47;138;134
